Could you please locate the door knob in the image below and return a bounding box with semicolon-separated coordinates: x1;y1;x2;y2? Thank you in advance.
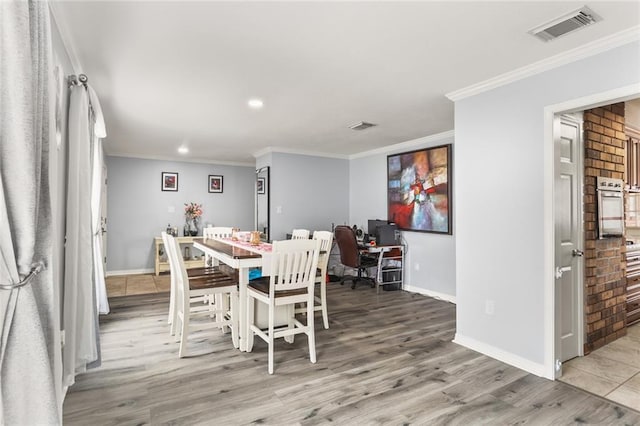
572;249;584;257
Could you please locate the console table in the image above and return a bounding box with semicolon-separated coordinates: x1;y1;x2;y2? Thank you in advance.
154;236;205;275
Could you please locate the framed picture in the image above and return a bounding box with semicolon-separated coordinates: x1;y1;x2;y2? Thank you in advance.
257;177;265;194
387;144;452;234
161;172;178;192
208;175;223;193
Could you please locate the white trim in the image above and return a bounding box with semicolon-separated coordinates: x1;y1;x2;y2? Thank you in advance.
251;130;455;161
543;83;640;380
106;268;154;277
453;333;548;378
105;152;255;168
252;146;350;160
349;130;455;160
446;26;640;102
48;2;83;74
404;285;456;304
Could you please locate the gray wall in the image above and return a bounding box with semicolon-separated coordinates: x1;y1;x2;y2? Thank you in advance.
454;41;640;370
106;156;255;272
349;134;456;299
268;152;350;240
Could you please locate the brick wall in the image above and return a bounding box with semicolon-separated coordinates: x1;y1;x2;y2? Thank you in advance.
583;103;627;354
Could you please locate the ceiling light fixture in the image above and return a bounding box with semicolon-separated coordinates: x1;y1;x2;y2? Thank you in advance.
248;98;264;109
178;145;189;154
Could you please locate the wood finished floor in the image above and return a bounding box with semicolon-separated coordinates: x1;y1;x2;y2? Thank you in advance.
63;285;640;425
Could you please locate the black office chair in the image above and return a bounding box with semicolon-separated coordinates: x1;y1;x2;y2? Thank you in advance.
334;225;379;289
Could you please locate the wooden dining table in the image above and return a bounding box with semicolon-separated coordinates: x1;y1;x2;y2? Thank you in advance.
193;237;270;352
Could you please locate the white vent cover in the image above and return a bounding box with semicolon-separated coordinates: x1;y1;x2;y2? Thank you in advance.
529;6;601;42
349;121;376;131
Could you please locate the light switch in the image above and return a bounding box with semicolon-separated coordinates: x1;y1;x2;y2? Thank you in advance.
276;206;282;214
168;206;175;213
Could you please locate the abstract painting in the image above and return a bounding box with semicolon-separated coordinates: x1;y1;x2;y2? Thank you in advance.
387;144;452;234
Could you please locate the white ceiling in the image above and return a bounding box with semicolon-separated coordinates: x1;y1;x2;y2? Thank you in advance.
51;1;640;165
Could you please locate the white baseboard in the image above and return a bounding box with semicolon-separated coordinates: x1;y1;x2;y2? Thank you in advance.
453;333;548;378
404;285;456;304
106;268;154;277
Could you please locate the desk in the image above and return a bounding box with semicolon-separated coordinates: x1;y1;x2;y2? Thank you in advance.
365;244;404;293
193;238;265;352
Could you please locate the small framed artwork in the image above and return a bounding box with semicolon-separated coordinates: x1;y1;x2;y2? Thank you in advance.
257;177;265;194
208;175;223;193
162;172;178;192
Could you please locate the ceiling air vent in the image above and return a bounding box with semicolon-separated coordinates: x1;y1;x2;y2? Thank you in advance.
529;6;601;42
349;121;376;131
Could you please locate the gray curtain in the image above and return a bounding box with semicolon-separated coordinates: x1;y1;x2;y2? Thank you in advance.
0;0;62;423
62;84;100;387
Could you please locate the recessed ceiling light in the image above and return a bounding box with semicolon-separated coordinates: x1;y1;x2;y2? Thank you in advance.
178;146;189;154
248;98;264;109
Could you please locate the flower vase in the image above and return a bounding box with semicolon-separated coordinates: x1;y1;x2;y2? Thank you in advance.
189;217;199;236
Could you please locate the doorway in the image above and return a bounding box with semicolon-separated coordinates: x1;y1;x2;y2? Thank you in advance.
553;97;640;412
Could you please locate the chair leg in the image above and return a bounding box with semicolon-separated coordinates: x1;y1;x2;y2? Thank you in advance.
168;277;175;325
320;280;329;329
221;293;230;334
307;294;316;364
230;291;239;349
285;304;295;344
268;301;275;375
247;292;255;352
179;304;189;358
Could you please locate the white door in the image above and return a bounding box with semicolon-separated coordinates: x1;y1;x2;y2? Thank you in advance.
554;113;584;376
101;163;107;270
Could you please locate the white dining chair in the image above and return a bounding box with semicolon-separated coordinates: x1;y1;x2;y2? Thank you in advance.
202;226;236;328
291;229;310;240
294;230;334;329
247;238;321;374
203;226;234;266
162;232;225;334
166;233;239;357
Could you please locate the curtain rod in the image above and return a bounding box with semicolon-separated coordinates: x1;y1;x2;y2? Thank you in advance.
68;73;88;88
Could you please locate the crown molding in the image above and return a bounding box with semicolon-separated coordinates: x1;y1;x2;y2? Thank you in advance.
446;26;640;102
105;152;255;168
252;146;350;160
349;130;455;160
48;1;83;74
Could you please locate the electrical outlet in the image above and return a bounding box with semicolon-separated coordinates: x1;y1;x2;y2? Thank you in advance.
168;205;175;213
485;300;495;315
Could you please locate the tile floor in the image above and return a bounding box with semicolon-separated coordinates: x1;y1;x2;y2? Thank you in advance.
560;322;640;412
105;273;170;297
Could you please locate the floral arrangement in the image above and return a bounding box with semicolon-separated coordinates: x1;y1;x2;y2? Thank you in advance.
184;202;203;219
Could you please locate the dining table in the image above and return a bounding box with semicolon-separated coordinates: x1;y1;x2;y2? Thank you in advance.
193;237;274;352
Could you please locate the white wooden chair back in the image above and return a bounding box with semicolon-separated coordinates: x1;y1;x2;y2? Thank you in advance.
203;226;234;239
312;230;333;273
161;231;178;324
165;234;189;313
291;229;310;240
269;239;320;296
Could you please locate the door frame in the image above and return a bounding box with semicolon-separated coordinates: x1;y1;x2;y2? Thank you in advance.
544;83;640;379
